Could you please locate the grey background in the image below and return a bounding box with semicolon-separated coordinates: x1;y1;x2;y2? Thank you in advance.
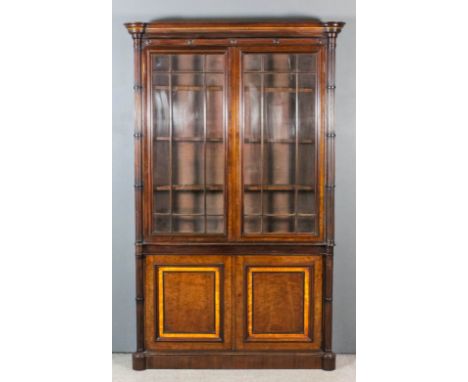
113;0;355;353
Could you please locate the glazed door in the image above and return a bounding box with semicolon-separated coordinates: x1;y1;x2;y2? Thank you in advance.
145;255;232;350
145;46;325;242
146;50;228;241
239;47;325;241
234;255;322;350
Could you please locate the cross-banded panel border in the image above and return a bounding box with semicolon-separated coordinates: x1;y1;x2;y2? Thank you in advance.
157;266;221;339
246;266;311;341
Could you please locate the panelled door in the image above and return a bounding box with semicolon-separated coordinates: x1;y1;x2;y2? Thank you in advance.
145;254;322;351
145;255;232;350
234;255;323;350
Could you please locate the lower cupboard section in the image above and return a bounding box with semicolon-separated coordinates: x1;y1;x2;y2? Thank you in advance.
144;254;323;351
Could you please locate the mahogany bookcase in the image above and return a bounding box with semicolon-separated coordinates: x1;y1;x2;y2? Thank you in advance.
125;20;344;370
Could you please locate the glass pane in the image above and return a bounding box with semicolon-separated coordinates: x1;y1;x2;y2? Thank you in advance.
243;54;262;71
206;85;224;139
154;191;170;214
206;191;223;215
243;143;261;185
263;216;295;233
243;74;261;141
206;142;224;185
172;142;204;185
173;216;204;233
206;54;225;72
264;74;296;141
173;191;203;214
297;144;315;186
297;216;316;233
264;143;295;185
153;55;169;71
171;54;204;71
153;74;169;87
242;52;319;235
244;216;261;233
297;191;315;214
299;73;315;89
298;91;315;141
207;216;224;233
153;90;170;137
154;215;170;233
154;141;170;186
244;191;261;215
263;191;294;214
298;54;316;72
172;75;204;139
264;54;295;71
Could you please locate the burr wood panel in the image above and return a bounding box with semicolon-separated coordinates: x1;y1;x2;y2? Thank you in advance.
145;255;232;350
248;267;309;338
235;255;322;350
158;267;220;338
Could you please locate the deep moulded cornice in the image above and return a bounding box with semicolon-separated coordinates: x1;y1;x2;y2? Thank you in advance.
123;20;344;38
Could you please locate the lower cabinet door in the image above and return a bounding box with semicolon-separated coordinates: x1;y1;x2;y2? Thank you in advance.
145;255;232;350
235;255;323;351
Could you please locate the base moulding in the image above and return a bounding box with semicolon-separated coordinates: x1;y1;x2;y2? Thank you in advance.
132;350;336;370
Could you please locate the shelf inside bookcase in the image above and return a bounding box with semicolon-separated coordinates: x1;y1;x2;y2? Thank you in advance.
155;185;224;191
244;185;315;191
155;137;223;142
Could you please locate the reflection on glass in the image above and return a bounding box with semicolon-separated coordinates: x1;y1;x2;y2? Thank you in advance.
154;191;170;214
263;191;294;215
173;216;204;233
206;143;224;185
206;192;223;215
243;143;261;185
244;216;261;233
154;142;170;185
244;192;261;215
264;143;295;185
154;215;170;233
153;90;169;137
207;216;224;233
173;191;203;214
263;216;295;233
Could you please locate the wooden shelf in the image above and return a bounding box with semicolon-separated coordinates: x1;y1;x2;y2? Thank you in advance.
153;212;225;217
244;185;315;192
243;71;317;75
244;87;314;93
244;138;314;144
155;185;224;191
155;137;223;143
244;213;316;217
153;85;223;91
153;70;224;74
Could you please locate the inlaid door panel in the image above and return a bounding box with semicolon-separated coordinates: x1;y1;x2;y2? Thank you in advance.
145;255;232;350
235;255;322;350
